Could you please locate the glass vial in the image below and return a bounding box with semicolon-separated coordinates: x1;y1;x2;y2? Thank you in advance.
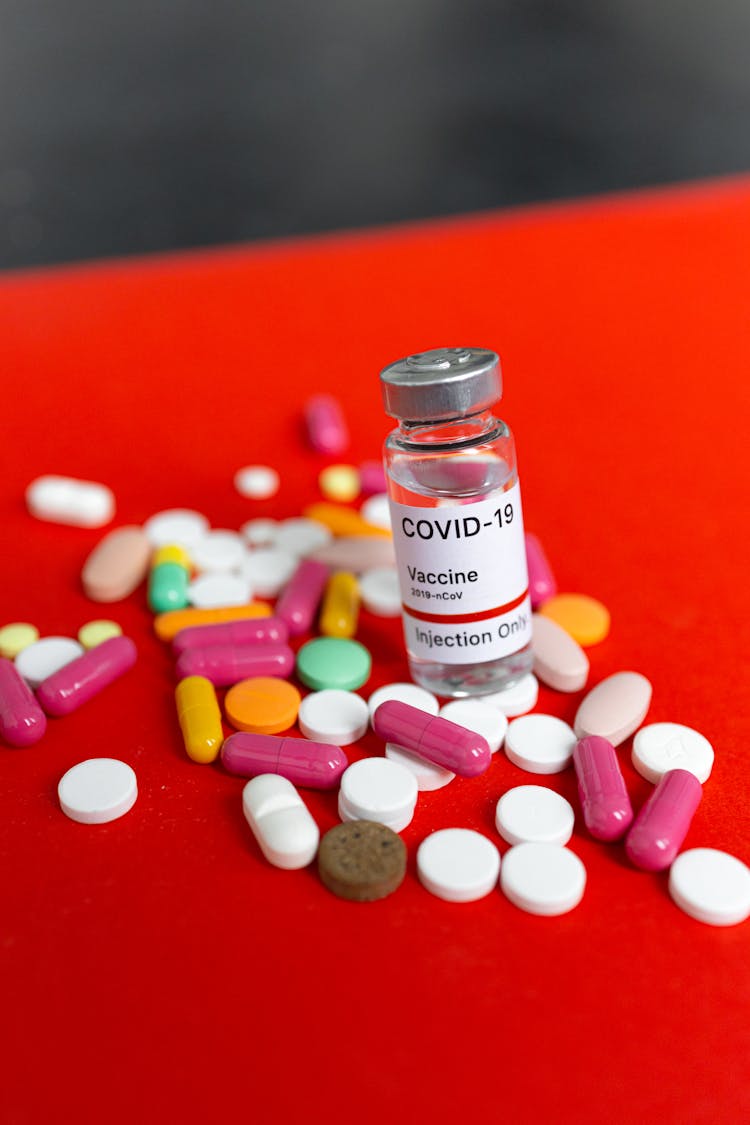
380;347;533;698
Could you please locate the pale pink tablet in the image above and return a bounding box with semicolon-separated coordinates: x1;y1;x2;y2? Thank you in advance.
573;671;652;747
531;614;589;692
309;536;396;573
82;526;152;602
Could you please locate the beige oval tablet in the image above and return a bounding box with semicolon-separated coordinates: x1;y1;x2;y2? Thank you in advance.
82;525;152;602
531;614;589;692
574;671;652;746
308;535;396;573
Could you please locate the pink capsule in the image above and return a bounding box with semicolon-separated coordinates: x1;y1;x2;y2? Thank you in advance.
0;657;47;746
358;460;387;496
175;642;294;686
573;735;633;841
172;616;288;655
221;732;347;789
36;635;137;717
525;533;557;609
304;394;349;455
372;700;491;778
275;559;329;636
625;768;702;872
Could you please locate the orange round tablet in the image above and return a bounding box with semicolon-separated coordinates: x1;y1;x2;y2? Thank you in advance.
224;676;301;734
538;593;610;647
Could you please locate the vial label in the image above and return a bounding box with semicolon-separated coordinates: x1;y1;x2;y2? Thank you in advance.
389;482;532;664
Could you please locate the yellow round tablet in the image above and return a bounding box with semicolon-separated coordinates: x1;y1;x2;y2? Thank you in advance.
77;619;123;649
319;464;361;503
0;622;40;658
538;594;611;646
224;676;301;734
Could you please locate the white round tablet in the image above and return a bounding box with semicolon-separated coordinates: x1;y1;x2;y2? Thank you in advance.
495;785;575;846
632;722;714;785
360;493;391;530
367;682;439;724
339;758;418;828
234;465;280;499
240;518;279;547
297;689;369;746
359;567;401;617
143;508;210;549
504;714;577;774
274;517;332;557
439;699;508;754
481;673;539;717
15;636;84;689
669;848;750;926
417;828;501;903
385;743;455;791
240;548;298;597
187;573;252;609
500;842;586;915
191;530;247;573
58;758;137;824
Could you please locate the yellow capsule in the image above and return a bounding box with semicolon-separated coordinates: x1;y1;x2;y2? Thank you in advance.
175;675;224;763
320;571;360;638
154;602;272;641
152;543;192;570
303;501;391;539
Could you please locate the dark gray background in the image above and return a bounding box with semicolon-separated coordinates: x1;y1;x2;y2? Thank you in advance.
2;1;749;269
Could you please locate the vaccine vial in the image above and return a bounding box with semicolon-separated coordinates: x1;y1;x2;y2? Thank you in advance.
380;347;533;698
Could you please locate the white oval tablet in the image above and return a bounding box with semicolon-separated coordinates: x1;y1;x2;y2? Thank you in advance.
234;465;280;499
439;699;508;754
669;848;750;927
360;493;391;530
274;517;332;557
241;518;279;547
481;673;539;717
58;758;137;824
15;636;84;689
632;722;714;785
339;758;418;828
574;671;652;747
191;530;247;573
242;774;319;869
495;785;575;846
143;509;210;549
297;689;369;746
505;714;577;774
367;682;439;724
417;828;500;903
26;475;115;528
187;573;252;609
359;567;401;617
240;547;298;598
385;743;455;791
532;614;589;692
500;842;586;915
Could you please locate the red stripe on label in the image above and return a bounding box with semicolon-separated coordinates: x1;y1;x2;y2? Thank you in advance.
403;588;530;625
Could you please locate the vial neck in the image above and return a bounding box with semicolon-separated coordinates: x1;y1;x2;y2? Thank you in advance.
396;410;501;449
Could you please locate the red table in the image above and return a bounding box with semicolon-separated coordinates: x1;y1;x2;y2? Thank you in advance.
1;177;749;1124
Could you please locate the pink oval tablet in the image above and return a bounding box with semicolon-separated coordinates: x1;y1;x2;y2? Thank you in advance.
309;536;396;573
36;636;137;716
525;533;557;609
531;614;589;692
175;642;295;686
573;736;633;841
221;731;347;789
82;525;152;602
275;559;329;636
0;658;47;746
372;699;491;778
574;671;652;747
625;769;702;872
172;616;288;655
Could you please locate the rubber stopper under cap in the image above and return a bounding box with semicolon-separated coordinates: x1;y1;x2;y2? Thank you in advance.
379;347;501;422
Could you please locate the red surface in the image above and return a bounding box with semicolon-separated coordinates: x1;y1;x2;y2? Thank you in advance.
1;177;749;1124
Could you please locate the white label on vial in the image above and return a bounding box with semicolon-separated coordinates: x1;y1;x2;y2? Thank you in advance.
389;481;531;664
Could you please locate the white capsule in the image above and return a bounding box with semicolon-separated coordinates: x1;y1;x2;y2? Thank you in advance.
242;775;319;869
26;475;115;528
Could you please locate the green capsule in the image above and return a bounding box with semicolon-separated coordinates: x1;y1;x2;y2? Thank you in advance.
148;561;190;613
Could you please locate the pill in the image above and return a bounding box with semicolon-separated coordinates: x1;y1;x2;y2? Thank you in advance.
320;571;360;638
191;530;246;573
240;518;279;546
625;768;702;872
221;731;348;789
0;658;47;747
304;393;349;455
417;829;501;903
26;475;115;528
384;744;455;791
500;843;586;916
187;573;252;609
372;700;491;778
143;509;209;549
81;525;152;602
573;735;633;841
318;820;406;901
153;544;192;569
632;722;714;785
359;493;391;530
538;593;610;647
531;614;589;692
495;785;575;846
0;622;39;658
242;775;319;869
225;677;301;734
273;517;332;557
234;465;280;499
359;567;400;617
574;671;652;747
303;502;391;539
504;714;577;774
480;673;539;717
36;635;137;716
275;559;329;636
57;758;137;824
77;620;123;649
524;533;557;608
669;848;750;927
296;637;371;691
148;558;190;613
16;636;84;689
175;675;224;763
175;642;294;687
339;758;418;832
439;699;508;754
154;603;272;641
241;548;298;598
172;616;288;655
358;462;387;496
309;535;397;573
367;682;439;723
319;464;360;503
297;689;369;746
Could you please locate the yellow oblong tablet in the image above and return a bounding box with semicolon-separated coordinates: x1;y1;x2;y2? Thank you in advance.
154;602;272;641
320;571;360;638
538;594;610;647
175;675;224;763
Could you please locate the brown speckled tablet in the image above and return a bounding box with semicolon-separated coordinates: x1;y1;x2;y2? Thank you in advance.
318;820;407;902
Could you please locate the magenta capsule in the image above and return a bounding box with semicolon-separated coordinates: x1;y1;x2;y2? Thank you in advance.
625;768;702;872
0;657;47;746
275;559;329;637
573;736;633;841
36;635;137;717
304;393;349;455
175;642;294;686
525;533;557;609
372;700;491;778
221;732;348;789
172;616;288;655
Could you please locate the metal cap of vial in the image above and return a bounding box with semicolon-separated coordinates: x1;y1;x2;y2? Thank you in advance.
379;347;501;422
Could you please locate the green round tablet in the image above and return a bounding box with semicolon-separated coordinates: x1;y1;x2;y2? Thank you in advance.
296;637;372;691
